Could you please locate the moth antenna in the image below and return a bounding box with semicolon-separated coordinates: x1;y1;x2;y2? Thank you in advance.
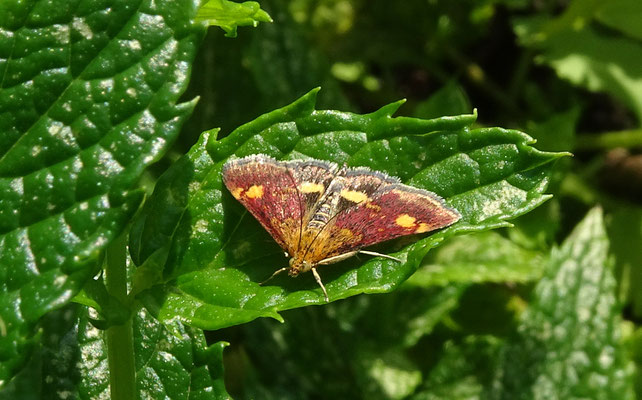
259;267;288;286
311;268;329;302
358;250;402;263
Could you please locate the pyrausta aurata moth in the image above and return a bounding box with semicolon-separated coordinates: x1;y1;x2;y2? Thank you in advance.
222;154;460;301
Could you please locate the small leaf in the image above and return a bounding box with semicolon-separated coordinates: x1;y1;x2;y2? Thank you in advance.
130;88;564;331
196;0;272;38
0;0;205;383
495;208;635;399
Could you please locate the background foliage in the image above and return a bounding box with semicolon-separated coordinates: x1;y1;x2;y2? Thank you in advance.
1;0;641;399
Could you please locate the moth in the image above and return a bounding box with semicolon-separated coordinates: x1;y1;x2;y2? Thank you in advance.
222;154;460;301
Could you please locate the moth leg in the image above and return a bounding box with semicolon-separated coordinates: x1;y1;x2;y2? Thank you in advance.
311;267;329;302
358;250;402;263
317;251;359;265
259;267;288;285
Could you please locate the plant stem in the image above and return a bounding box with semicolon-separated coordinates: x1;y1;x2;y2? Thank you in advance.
105;234;135;400
576;129;642;150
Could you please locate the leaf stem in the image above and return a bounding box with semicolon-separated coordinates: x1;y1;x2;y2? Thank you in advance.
105;234;136;400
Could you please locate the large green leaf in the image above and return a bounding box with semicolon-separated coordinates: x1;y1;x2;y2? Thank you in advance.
494;208;635;399
0;0;205;384
129;88;563;331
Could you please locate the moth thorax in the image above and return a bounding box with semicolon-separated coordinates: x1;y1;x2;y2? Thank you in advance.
288;257;313;276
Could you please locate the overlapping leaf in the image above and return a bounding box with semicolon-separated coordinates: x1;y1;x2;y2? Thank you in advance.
0;0;205;383
129;88;564;330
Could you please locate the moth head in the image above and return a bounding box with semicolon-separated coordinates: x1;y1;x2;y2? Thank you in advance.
288;257;313;276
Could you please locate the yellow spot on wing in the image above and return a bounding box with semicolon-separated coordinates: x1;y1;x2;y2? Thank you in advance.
339;228;354;238
415;222;431;233
340;189;369;203
231;187;243;199
246;185;264;199
300;182;324;193
366;202;381;211
395;214;416;228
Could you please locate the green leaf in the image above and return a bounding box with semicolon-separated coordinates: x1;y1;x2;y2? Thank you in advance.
195;0;272;38
495;208;635;399
0;0;205;384
408;231;545;287
130;88;563;331
77;306;229;399
513;15;642;122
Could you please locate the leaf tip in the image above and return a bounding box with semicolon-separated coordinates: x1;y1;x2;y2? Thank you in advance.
291;87;321;111
376;99;406;117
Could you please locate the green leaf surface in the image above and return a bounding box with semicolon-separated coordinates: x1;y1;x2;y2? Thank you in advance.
0;0;205;384
495;208;635;399
130;88;563;331
408;231;545;287
77;306;229;399
195;0;272;38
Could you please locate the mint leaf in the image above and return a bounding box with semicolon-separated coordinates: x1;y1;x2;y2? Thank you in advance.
129;88;563;330
495;208;635;399
196;0;272;38
0;0;205;383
